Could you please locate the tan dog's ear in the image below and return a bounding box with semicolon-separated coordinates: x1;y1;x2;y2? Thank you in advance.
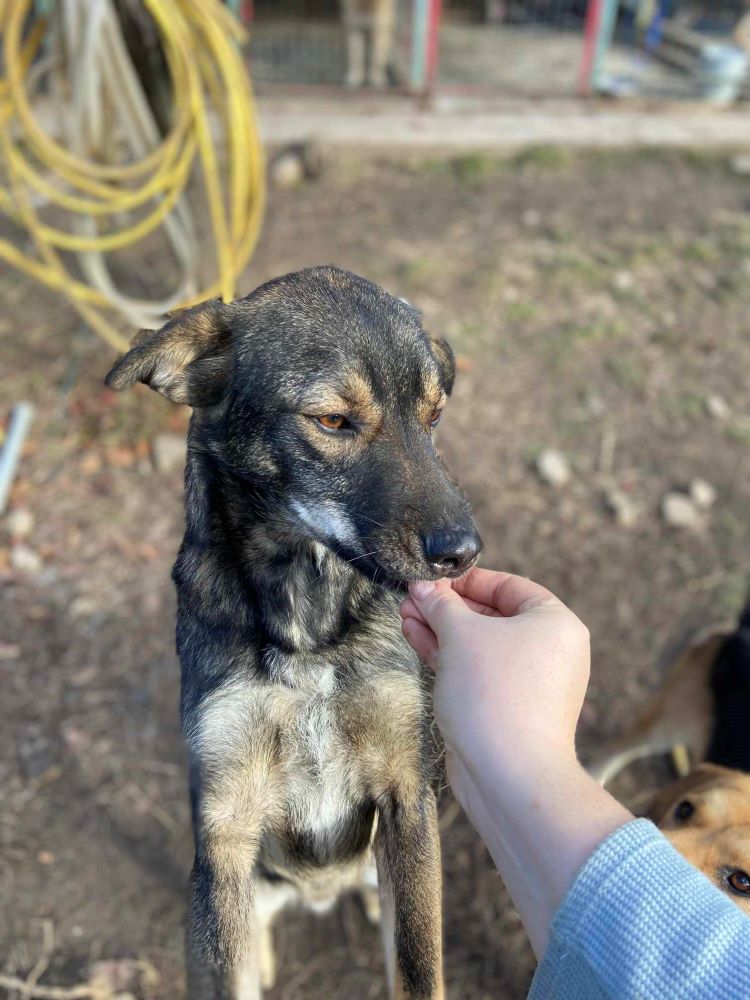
431;338;456;395
105;298;232;406
648;763;734;824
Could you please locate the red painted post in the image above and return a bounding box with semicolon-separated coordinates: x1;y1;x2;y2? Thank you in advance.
426;0;443;92
578;0;603;96
241;0;254;27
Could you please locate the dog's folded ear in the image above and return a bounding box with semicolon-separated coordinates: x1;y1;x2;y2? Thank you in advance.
105;298;232;406
431;338;456;395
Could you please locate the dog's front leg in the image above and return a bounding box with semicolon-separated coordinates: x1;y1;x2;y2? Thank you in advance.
375;788;444;1000
187;765;276;1000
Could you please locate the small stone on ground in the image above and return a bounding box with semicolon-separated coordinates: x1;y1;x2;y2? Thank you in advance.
705;394;731;421
661;492;704;530
270;150;305;189
690;478;717;511
10;543;42;573
536;448;571;487
5;507;34;539
604;487;640;528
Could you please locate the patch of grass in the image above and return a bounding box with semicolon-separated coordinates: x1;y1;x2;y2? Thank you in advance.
684;238;720;264
442;318;488;352
560;322;619;345
717;222;750;257
505;301;539;323
545;224;574;244
448;154;509;183
541;249;610;287
396;256;444;287
726;418;750;445
715;571;750;620
537;321;626;373
605;354;647;392
587;147;734;176
511;145;571;171
661;392;707;421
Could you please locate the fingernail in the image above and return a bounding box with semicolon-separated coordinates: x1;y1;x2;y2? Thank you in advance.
411;580;436;600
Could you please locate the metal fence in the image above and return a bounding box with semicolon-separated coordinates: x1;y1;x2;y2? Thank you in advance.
245;1;750;101
248;0;417;89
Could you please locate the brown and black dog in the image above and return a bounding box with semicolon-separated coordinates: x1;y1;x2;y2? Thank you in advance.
590;603;750;915
105;266;481;999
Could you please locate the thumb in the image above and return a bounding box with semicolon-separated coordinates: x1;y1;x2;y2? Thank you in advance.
409;579;468;637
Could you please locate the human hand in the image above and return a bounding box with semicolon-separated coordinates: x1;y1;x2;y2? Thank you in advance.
400;569;631;958
399;570;591;805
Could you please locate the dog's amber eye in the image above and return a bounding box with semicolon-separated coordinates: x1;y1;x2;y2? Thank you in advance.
429;409;442;429
316;414;349;431
728;870;750;895
674;800;695;822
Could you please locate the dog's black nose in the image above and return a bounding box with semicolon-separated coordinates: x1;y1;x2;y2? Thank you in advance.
422;527;482;576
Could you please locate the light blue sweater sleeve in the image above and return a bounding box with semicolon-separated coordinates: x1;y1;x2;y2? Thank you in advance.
529;818;750;1000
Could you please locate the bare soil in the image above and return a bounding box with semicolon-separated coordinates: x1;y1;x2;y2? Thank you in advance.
2;148;750;999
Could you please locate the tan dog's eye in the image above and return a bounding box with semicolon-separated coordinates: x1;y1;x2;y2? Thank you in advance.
674;800;695;822
316;414;350;432
429;409;442;430
728;870;750;895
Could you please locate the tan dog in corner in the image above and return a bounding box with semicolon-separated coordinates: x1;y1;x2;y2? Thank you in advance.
648;764;750;915
590;601;750;914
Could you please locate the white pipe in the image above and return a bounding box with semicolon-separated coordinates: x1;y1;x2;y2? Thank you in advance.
0;403;35;515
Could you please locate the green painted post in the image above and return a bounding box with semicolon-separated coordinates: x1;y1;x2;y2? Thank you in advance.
410;0;429;92
591;0;619;90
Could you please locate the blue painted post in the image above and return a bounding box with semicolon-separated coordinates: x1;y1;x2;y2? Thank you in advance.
410;0;429;92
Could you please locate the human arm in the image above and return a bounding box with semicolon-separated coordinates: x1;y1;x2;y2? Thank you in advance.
400;570;750;1000
399;570;633;958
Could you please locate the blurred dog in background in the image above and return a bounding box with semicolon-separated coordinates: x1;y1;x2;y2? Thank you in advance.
340;0;396;88
590;602;750;913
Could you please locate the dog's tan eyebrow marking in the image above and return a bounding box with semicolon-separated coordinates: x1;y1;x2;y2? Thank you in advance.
341;372;382;425
417;368;446;423
302;374;383;426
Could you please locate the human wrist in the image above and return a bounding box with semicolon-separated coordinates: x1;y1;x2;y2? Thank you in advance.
453;731;580;806
458;756;632;957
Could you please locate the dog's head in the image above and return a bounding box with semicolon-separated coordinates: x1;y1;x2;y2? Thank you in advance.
649;763;750;915
105;266;482;589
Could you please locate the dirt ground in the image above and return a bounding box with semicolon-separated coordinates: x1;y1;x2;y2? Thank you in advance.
2;148;750;999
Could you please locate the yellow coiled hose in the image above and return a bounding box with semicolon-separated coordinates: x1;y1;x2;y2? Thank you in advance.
0;0;265;351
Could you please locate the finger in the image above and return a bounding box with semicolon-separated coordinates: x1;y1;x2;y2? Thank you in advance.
402;592;495;621
399;596;428;625
408;578;471;637
401;616;438;669
451;567;560;617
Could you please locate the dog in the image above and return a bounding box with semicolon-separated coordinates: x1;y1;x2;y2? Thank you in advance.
105;266;482;999
340;0;396;88
589;602;750;914
647;763;750;916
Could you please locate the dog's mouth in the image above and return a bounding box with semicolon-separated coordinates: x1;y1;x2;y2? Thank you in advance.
287;499;481;591
316;537;479;594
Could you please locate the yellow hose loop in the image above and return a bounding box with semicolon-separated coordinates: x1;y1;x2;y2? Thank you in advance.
0;0;265;351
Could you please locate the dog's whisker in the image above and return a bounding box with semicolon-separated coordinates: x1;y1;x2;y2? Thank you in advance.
357;513;387;529
343;550;379;565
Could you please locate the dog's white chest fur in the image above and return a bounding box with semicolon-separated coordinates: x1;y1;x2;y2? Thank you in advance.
283;681;355;839
193;664;376;840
